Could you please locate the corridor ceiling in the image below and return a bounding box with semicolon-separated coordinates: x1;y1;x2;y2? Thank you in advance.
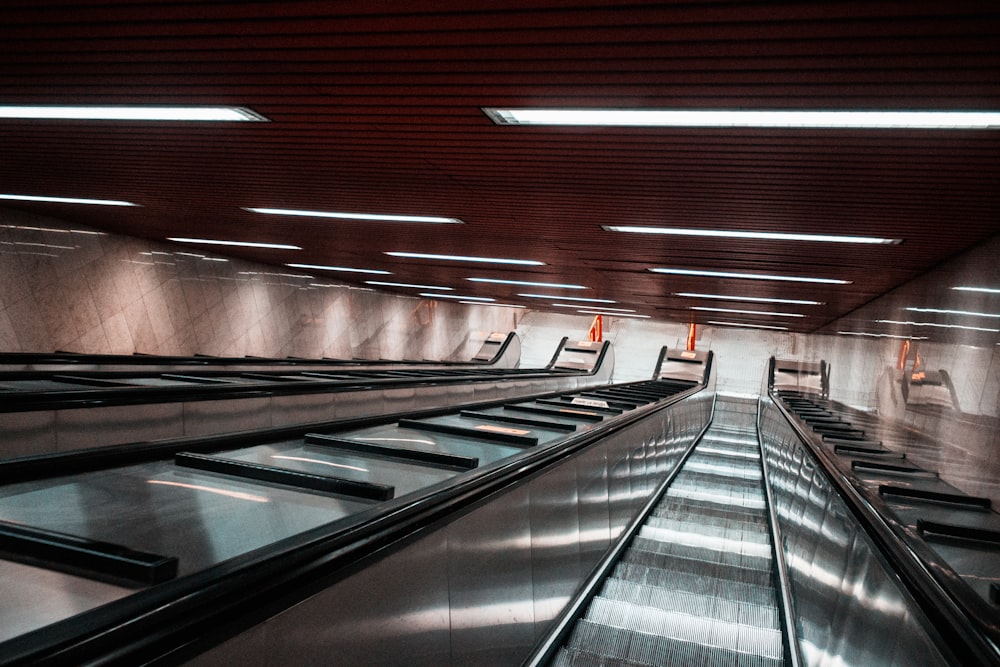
1;1;998;342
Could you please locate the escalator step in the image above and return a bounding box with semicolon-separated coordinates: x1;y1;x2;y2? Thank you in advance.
653;496;767;523
612;563;778;609
642;515;771;545
599;578;780;629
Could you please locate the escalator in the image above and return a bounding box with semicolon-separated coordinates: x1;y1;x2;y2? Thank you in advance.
541;397;788;666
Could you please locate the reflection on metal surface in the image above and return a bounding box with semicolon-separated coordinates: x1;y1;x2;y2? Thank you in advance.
146;480;270;503
271;455;368;473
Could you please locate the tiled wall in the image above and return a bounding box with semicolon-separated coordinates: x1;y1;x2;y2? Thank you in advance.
0;207;522;361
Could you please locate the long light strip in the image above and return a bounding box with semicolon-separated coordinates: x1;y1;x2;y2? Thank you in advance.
386;251;545;266
876;319;999;333
419;293;494;301
286;263;390;275
0;105;268;122
650;267;850;284
708;320;789;331
518;293;616;303
675;292;822;305
692;306;805;318
952;286;1000;294
0;193;138;207
552;304;636;312
838;331;928;340
365;280;453;291
906;307;1000;318
466;277;587;289
604;225;900;245
245;207;462;224
483;108;1000;129
168;237;301;250
460;301;526;308
578;309;650;319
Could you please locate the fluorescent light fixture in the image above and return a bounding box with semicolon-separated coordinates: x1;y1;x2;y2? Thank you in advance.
386;251;544;266
366;281;453;291
245;207;462;224
466;277;587;289
675;292;822;305
0;193;138;207
838;331;928;340
708;320;789;331
650;267;850;284
578;309;650;319
286;263;390;275
604;225;900;245
168;237;300;250
201;257;229;262
552;304;636;313
418;293;494;301
876;319;999;333
518;293;616;303
483;108;1000;129
460;301;526;308
692;306;805;318
952;286;1000;294
0;105;268;122
905;307;1000;318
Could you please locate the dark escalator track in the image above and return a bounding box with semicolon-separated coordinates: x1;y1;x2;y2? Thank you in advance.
548;399;789;666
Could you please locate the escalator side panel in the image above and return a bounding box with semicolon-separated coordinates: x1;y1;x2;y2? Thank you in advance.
758;400;952;667
186;390;713;667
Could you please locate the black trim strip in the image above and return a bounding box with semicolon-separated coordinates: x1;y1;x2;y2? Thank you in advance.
916;520;1000;547
397;417;539;447
50;375;132;387
835;444;904;458
0;520;177;586
174;452;394;501
304;433;478;470
825;435;882;447
502;404;604;422
458;410;578;433
159;374;237;385
879;484;990;510
852;461;934;476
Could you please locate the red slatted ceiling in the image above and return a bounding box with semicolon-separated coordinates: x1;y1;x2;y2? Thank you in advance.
0;1;998;341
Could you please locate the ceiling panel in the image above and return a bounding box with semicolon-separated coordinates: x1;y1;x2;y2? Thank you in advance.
0;1;998;344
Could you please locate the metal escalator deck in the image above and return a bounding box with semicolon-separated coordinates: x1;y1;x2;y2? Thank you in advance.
551;404;787;666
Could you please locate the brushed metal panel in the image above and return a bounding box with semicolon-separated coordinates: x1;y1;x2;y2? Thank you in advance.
56;402;185;450
528;455;582;638
0;409;57;459
218;531;452;667
268;392;337;428
446;484;535;666
182;396;272;437
575;446;611;576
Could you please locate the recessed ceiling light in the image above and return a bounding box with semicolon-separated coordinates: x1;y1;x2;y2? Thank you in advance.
386;252;545;266
838;331;928;340
365;281;453;291
0;105;268;122
466;277;587;289
578;309;650;319
691;306;805;318
168;237;301;250
552;304;636;312
460;301;526;308
708;320;789;331
419;293;494;301
905;307;1000;318
483;108;1000;129
0;193;138;207
604;226;901;245
876;319;999;333
286;263;390;275
952;286;1000;295
245;207;462;224
674;292;823;305
518;293;615;303
650;268;850;284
